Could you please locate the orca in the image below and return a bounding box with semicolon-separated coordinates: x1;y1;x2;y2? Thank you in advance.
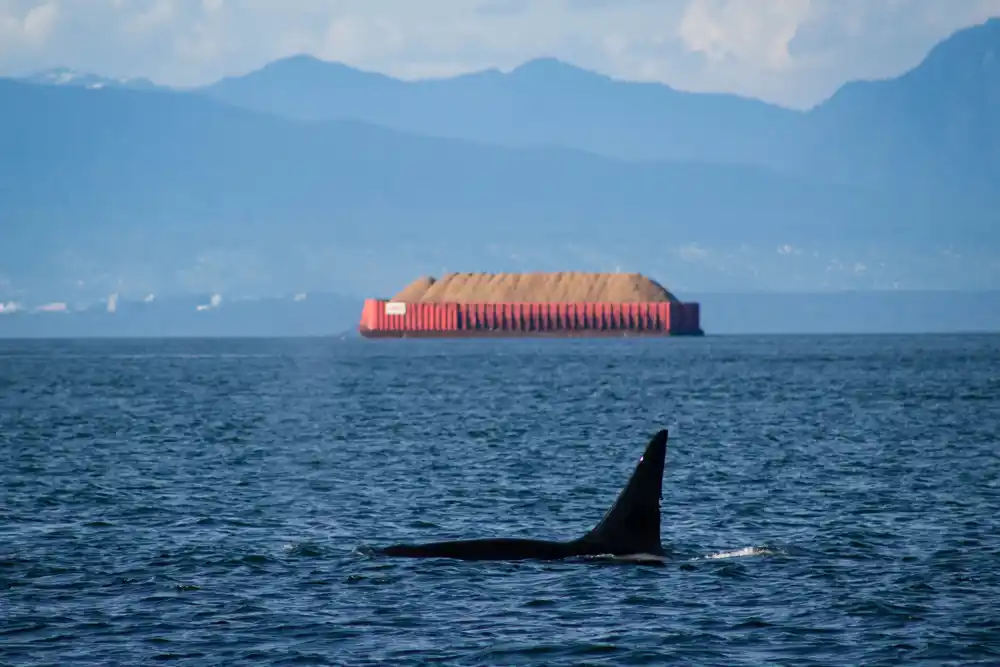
378;429;668;562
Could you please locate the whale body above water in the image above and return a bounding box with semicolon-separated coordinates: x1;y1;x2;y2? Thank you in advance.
377;429;669;562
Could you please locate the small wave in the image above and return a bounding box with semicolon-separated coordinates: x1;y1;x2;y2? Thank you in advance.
283;542;326;558
581;553;669;565
701;546;776;560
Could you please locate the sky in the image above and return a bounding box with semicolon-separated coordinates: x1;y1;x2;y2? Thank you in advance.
1;0;998;108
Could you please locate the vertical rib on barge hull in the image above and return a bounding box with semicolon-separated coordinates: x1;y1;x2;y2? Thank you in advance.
357;299;704;338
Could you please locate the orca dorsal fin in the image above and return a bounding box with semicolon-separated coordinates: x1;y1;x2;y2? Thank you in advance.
577;429;667;555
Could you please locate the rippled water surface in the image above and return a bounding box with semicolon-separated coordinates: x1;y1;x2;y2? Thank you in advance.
2;335;999;666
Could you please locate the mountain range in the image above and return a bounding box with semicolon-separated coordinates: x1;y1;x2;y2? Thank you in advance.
1;17;998;335
200;24;1000;200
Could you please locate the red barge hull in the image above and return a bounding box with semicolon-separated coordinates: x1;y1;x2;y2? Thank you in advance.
357;299;704;338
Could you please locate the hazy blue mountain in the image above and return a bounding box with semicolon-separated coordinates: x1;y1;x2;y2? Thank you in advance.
2;18;999;334
16;18;998;189
795;17;1000;197
197;19;999;197
200;55;798;168
6;76;969;307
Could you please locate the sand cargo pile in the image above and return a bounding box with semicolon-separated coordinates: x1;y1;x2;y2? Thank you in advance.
358;272;703;338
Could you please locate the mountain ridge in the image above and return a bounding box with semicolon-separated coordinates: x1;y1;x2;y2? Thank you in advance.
195;53;797;168
15;17;997;185
3;76;911;300
1;18;998;313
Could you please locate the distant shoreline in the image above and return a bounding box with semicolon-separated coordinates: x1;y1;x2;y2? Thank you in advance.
3;290;1000;338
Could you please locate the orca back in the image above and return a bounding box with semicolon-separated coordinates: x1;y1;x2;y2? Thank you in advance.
377;429;669;561
574;429;668;556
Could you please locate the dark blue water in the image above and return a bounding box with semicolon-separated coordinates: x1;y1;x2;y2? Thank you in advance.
2;335;999;666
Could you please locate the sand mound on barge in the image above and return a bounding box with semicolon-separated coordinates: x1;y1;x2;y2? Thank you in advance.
391;272;679;303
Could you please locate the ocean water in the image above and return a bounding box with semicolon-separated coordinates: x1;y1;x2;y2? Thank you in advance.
1;334;999;666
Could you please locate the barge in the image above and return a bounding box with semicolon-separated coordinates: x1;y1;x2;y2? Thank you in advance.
358;272;703;338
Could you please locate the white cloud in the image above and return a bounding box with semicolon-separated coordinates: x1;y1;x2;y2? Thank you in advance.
0;0;58;59
22;1;57;40
106;292;118;312
0;0;998;107
678;0;812;71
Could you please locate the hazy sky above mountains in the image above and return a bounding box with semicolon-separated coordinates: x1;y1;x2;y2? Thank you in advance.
1;0;998;107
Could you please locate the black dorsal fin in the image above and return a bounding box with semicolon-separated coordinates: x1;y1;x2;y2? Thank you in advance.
576;429;668;555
